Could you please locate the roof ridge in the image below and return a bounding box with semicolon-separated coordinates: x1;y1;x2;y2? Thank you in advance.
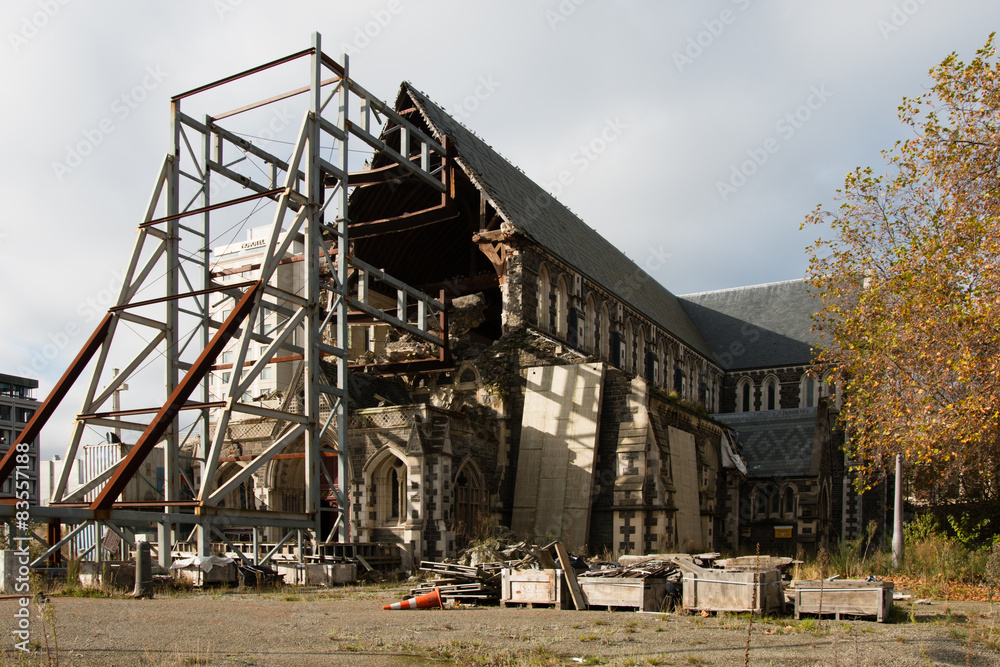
679;278;806;299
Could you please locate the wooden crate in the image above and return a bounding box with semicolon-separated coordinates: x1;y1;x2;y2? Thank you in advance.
791;580;893;622
500;568;565;608
682;569;784;615
578;577;668;611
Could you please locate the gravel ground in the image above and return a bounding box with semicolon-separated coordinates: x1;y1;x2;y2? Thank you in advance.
1;586;997;666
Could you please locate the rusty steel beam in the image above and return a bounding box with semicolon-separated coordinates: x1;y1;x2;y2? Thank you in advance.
0;313;114;486
77;401;226;421
90;282;262;512
172;48;314;101
217;452;337;463
109;281;256;312
214;76;340;121
140;189;284;228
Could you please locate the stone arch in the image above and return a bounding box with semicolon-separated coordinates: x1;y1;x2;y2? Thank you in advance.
537;263;551;332
555;274;569;338
453;458;488;540
584;293;596;353
364;447;409;526
762;375;780;411
737;377;754;412
800;371;819;408
624;318;634;374
657;338;668;388
779;482;798;519
599;302;611;359
215;462;257;510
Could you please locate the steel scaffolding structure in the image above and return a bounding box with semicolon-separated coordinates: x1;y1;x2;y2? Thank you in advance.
0;34;450;568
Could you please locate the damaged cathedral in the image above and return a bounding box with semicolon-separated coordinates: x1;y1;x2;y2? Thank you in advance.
199;81;864;567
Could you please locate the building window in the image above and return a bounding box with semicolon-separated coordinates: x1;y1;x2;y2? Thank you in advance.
624;319;634;374
752;486;768;520
763;377;779;411
372;453;407;526
737;378;753;412
637;326;649;381
599;303;610;359
453;461;487;539
657;340;667;388
536;264;551;332
800;372;818;408
555;275;568;339
584;294;596;353
14;408;34;424
781;485;796;518
0;405;10;422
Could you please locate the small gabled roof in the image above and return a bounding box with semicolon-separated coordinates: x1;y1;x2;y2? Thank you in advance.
678;279;819;371
401;83;717;363
714;408;819;478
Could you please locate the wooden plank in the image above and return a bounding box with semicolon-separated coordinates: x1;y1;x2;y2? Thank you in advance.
554;542;587;611
533;545;557;570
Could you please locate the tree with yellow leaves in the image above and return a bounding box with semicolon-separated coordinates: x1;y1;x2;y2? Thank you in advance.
804;35;1000;498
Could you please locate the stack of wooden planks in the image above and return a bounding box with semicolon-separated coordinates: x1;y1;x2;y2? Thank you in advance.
579;559;680;580
410;560;504;602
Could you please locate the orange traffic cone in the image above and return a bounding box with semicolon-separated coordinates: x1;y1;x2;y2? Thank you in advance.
383;587;444;610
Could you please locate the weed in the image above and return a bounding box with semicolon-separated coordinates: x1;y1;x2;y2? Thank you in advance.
579;634;599;642
798;619;819;632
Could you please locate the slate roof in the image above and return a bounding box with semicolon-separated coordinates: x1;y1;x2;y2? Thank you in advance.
713;408;819;478
678;280;819;371
402;83;717;362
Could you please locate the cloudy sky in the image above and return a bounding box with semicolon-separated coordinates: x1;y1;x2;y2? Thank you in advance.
2;0;997;459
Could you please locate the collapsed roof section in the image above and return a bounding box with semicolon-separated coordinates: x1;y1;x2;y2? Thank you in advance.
349;81;718;364
714;407;821;478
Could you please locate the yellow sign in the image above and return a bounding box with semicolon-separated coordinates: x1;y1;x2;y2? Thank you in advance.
774;526;792;539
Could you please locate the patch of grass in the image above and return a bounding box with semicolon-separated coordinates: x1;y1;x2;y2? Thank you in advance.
579;633;599;642
58;586;110;598
685;656;707;666
798;618;820;632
